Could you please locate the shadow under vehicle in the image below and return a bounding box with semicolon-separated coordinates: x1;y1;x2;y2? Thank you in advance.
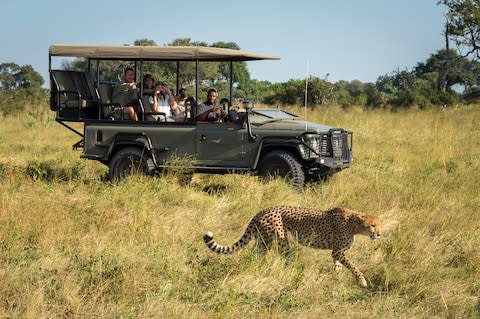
49;44;352;189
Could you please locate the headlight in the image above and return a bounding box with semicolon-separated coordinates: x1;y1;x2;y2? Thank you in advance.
301;134;320;159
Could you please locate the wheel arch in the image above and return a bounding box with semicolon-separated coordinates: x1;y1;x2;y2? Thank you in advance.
107;132;157;166
253;137;304;170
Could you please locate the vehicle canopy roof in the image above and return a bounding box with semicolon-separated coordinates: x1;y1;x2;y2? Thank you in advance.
49;44;280;61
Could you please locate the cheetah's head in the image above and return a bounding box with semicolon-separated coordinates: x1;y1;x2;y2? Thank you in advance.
359;214;382;240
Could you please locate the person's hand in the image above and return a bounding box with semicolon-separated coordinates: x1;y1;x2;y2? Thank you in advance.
123;82;136;90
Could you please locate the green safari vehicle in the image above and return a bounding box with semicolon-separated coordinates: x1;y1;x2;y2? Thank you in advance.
49;44;353;189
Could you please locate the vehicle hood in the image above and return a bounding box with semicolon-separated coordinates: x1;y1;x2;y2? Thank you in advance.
251;118;335;133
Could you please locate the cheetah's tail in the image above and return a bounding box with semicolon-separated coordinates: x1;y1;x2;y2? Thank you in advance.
203;224;254;254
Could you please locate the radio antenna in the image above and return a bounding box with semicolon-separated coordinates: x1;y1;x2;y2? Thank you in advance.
304;60;309;131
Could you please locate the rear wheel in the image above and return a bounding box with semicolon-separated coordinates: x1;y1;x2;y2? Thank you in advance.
257;150;305;190
108;147;155;181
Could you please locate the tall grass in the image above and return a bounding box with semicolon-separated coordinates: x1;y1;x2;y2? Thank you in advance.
0;106;479;318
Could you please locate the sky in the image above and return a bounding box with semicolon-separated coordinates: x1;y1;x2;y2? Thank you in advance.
1;0;447;86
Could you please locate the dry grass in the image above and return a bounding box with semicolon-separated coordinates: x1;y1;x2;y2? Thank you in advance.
0;105;479;318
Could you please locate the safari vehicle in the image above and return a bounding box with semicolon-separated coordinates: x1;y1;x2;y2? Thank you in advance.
49;44;353;189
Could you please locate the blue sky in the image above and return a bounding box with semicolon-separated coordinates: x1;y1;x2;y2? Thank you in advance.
1;0;447;86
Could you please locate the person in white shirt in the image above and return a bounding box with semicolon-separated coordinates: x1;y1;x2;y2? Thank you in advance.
149;81;178;122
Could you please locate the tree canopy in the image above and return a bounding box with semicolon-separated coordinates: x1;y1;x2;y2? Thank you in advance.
441;0;480;58
0;63;44;90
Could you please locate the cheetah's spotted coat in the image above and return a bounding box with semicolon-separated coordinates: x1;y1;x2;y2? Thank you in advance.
204;206;381;287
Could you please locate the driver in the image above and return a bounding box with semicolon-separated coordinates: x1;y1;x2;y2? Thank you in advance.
196;88;223;122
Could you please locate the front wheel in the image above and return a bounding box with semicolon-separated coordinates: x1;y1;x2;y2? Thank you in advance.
257;151;305;191
108;147;155;181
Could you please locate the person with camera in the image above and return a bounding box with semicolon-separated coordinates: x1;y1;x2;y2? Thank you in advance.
196;88;223;122
149;81;178;122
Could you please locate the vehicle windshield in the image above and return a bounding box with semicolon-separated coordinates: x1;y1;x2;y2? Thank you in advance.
251;109;299;120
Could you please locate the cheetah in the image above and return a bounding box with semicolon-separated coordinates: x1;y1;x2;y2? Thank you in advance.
203;206;381;288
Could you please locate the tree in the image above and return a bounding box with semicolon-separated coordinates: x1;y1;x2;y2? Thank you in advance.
133;39;156;46
0;63;47;116
415;49;480;91
0;63;19;89
347;80;365;105
0;63;44;90
440;0;480;58
305;77;334;106
333;81;354;108
363;83;383;108
211;41;250;86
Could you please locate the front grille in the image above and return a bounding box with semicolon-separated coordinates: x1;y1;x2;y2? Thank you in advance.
320;134;330;156
319;129;352;161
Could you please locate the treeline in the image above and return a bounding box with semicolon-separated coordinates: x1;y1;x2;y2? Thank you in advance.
236;48;480;109
1;40;479;116
0;63;48;116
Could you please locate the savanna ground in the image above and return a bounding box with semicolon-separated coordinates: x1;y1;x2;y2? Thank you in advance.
0;104;479;318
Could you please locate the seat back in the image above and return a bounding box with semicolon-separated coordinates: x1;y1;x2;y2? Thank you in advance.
141;94;157;121
50;70;98;119
98;83;113;104
50;70;76;108
83;71;98;100
98;83;125;119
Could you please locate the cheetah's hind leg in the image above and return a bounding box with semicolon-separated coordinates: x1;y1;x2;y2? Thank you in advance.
254;232;272;254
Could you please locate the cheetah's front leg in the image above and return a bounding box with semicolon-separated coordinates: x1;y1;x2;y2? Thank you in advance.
334;260;343;273
332;250;367;288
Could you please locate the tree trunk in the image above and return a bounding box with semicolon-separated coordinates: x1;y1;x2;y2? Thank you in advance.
437;18;451;92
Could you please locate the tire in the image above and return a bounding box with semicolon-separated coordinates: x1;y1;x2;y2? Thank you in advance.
257;150;305;190
108;147;155;181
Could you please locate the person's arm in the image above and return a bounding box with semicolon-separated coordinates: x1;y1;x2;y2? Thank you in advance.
150;95;158;112
196;111;208;121
168;94;178;111
196;104;215;121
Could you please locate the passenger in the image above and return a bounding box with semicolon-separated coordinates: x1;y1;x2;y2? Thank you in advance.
196;88;222;122
111;67;139;121
176;87;188;105
140;74;155;121
142;74;155;96
184;96;196;120
149;81;178;122
174;87;189;121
